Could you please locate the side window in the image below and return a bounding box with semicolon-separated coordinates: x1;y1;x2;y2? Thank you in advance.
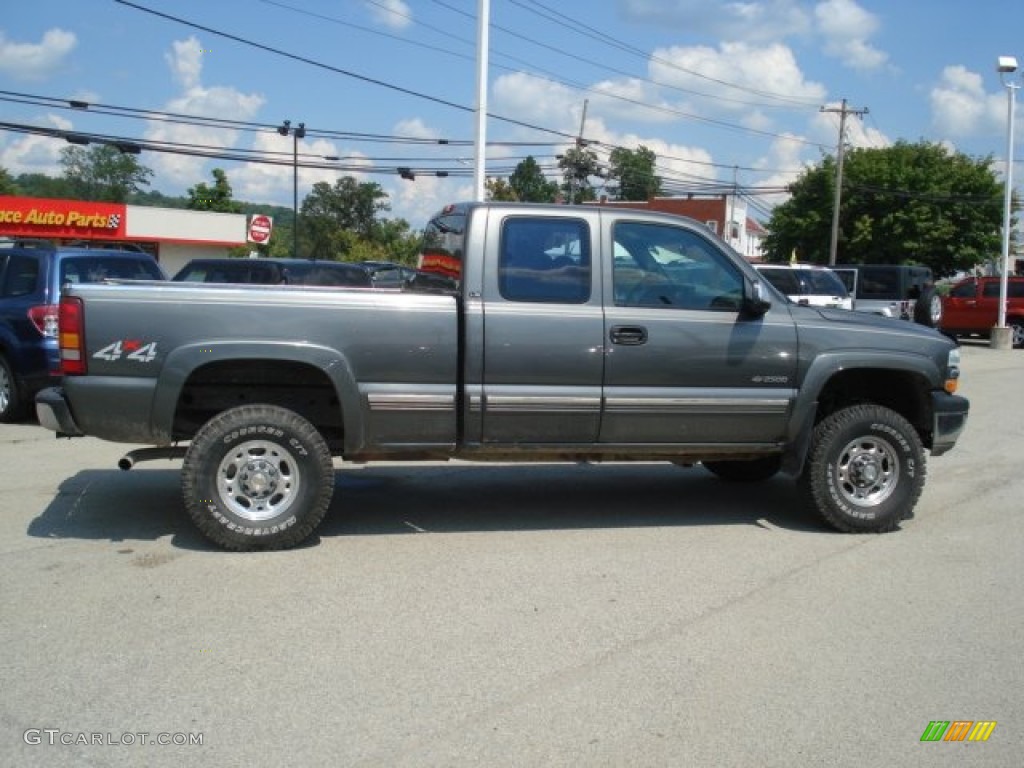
1;254;41;297
498;217;590;303
949;280;976;299
858;268;898;299
981;281;1001;298
613;221;742;310
1009;281;1024;299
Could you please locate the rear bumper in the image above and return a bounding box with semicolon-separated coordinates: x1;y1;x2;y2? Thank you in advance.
35;387;83;437
930;390;969;456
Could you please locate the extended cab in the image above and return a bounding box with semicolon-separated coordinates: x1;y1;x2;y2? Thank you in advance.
36;203;969;550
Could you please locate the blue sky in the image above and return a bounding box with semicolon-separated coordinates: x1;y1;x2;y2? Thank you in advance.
1;0;1022;229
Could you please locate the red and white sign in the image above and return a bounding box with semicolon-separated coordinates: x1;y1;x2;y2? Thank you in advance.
248;214;273;243
0;195;126;238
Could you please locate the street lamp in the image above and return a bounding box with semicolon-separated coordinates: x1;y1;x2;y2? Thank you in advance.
993;57;1020;349
279;119;306;258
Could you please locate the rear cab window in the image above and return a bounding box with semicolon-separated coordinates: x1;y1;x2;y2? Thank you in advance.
60;256;163;284
498;217;591;303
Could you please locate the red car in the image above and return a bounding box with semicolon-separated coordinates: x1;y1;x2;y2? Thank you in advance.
940;276;1024;347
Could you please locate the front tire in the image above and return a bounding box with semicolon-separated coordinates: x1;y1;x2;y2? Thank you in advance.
182;405;334;551
799;405;925;533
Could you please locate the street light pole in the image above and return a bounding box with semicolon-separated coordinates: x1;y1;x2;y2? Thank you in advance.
994;57;1020;348
279;119;306;258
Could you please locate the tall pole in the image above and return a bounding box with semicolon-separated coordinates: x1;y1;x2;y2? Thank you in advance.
997;77;1017;330
821;99;868;265
293;122;305;259
473;0;490;201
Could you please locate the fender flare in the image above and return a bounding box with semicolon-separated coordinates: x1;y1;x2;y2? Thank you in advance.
148;340;365;449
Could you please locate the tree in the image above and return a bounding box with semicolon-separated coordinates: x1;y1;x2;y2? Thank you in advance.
299;177;390;260
486;177;517;202
763;141;1005;277
607;145;661;201
0;167;18;196
509;156;559;202
60;144;154;202
187;168;243;213
557;145;601;204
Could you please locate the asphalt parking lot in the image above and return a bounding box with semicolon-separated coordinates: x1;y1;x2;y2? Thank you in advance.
1;341;1021;767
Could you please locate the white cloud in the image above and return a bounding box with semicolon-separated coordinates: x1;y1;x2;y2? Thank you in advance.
930;65;1006;137
0;114;74;176
145;38;265;189
0;28;76;80
364;0;412;30
649;42;827;117
166;37;203;90
814;0;887;71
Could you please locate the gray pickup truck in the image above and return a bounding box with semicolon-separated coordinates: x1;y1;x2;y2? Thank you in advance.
36;202;969;550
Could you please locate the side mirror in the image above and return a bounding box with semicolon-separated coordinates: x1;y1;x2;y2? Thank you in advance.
743;278;772;317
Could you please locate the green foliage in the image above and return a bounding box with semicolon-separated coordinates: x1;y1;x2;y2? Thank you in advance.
187;168;243;213
608;145;661;201
13;172;74;199
299;177;389;259
558;145;601;204
486;177;518;202
509;156;559;202
763;141;1005;277
0;167;18;196
59;144;154;203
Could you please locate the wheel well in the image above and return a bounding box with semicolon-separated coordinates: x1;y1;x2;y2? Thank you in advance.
815;368;931;438
173;359;344;449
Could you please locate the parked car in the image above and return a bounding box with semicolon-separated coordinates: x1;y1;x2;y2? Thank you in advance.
361;260;459;293
940;275;1024;347
832;264;934;322
172;258;372;288
0;239;165;421
754;264;853;310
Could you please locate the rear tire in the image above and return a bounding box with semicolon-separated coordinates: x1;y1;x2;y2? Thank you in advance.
0;355;24;423
702;456;782;482
799;404;925;533
182;404;334;551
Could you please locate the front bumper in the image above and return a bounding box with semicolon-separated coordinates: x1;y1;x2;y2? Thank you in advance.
930;390;969;456
35;387;83;437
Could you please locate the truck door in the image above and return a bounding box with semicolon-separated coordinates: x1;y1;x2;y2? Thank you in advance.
474;213;604;443
599;217;798;445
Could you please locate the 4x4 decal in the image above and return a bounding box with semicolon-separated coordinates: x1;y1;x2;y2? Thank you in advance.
92;340;158;363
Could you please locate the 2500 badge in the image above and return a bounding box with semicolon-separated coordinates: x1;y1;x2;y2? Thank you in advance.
92;340;159;363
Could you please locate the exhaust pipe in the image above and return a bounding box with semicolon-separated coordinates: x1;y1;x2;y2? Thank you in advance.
118;446;188;471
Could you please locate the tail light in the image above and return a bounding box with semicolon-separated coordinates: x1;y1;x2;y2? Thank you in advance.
58;296;87;375
27;305;59;338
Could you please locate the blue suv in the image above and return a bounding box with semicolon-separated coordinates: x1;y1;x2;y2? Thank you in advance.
0;240;165;421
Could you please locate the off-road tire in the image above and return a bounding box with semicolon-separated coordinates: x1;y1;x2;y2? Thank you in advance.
702;456;782;482
0;355;24;423
799;404;925;533
182;404;334;551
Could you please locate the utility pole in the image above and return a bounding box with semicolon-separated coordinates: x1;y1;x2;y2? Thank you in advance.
566;99;589;205
821;99;868;265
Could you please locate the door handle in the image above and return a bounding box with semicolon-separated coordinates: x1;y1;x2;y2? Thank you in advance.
610;325;648;345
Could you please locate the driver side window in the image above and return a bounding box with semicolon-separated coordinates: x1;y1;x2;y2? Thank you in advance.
612;221;742;310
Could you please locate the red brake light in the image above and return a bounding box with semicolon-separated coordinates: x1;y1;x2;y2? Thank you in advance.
58;296;87;375
27;305;59;338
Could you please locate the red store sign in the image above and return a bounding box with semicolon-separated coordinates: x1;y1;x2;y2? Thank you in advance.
0;196;127;238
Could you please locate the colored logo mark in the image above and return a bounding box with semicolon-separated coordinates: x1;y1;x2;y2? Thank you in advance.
920;721;997;742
